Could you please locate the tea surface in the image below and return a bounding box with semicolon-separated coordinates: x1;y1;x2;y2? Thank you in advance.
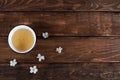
12;29;34;52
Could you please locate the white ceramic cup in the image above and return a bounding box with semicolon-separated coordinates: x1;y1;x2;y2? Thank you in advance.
8;25;36;53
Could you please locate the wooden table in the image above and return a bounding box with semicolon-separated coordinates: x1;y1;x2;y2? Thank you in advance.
0;0;120;80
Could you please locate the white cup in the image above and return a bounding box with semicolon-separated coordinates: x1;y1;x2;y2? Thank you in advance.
8;25;36;53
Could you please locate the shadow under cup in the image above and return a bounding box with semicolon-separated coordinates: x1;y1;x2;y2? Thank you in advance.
8;25;36;53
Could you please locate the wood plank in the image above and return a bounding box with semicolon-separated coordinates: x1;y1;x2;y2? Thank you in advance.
0;63;120;80
0;0;120;11
1;37;120;63
0;12;120;36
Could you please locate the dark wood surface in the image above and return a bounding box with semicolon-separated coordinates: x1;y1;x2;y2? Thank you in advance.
0;0;120;80
1;63;120;80
1;37;120;63
0;0;120;11
1;12;120;37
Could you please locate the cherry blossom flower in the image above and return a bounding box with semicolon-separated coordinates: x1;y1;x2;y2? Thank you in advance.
10;59;17;67
30;66;38;74
37;54;45;62
42;32;49;38
56;47;63;54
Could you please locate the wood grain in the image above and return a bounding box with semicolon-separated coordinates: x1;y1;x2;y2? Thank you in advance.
1;37;120;63
0;0;120;11
0;0;120;80
0;12;120;37
0;63;120;80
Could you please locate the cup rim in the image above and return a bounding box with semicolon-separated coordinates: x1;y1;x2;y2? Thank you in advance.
8;25;36;53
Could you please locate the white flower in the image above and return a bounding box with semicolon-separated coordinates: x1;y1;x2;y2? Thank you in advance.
37;54;45;62
30;66;38;74
42;32;49;39
10;59;17;67
56;47;63;54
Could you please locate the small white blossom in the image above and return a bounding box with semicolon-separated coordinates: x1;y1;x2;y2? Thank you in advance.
10;59;17;67
30;66;38;74
56;47;63;54
37;54;45;62
42;32;49;39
